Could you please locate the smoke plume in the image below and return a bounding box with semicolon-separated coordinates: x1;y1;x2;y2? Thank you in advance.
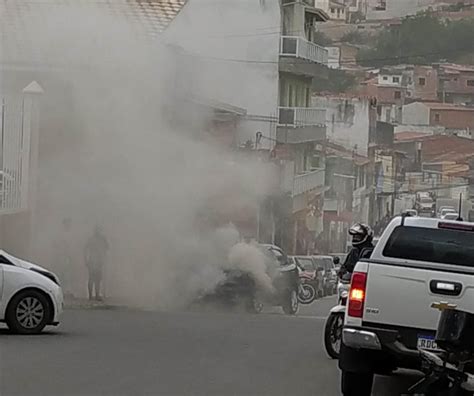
0;3;276;309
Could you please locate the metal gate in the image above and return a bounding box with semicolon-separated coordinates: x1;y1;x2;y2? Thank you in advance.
0;94;33;214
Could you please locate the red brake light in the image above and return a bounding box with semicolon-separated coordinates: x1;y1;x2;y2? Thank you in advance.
348;271;368;318
438;222;474;231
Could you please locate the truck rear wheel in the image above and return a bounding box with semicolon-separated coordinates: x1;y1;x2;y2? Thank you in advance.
341;370;373;396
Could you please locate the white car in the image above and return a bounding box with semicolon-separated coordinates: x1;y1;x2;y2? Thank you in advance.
441;212;460;220
439;207;456;218
0;250;63;334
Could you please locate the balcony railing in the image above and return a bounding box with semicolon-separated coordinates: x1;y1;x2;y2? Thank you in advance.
278;107;326;127
0;84;39;215
282;0;315;5
280;36;328;65
293;168;325;196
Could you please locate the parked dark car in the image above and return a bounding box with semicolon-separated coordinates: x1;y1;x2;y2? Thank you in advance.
208;244;300;315
313;255;337;296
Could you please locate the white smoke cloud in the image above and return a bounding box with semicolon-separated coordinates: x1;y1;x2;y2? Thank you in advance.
0;3;278;309
227;242;275;295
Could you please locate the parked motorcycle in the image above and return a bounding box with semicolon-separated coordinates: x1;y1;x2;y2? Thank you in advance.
408;306;474;395
298;271;318;305
324;272;351;359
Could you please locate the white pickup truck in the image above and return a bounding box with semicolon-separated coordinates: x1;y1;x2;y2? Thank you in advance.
339;215;474;396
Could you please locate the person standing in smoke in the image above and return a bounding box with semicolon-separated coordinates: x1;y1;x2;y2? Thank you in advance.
84;226;109;301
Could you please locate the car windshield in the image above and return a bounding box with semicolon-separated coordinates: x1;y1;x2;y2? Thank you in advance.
443;213;459;220
384;225;474;267
296;258;314;271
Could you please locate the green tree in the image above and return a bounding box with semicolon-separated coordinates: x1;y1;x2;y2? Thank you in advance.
313;31;333;47
357;13;474;67
340;30;370;45
313;69;356;93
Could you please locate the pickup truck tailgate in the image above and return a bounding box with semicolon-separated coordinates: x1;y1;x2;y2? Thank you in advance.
364;263;474;330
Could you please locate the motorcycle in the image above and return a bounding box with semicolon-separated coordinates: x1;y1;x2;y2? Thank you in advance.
297;271;318;305
407;306;474;396
324;272;351;359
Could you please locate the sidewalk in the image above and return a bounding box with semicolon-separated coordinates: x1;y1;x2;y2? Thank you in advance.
64;295;124;310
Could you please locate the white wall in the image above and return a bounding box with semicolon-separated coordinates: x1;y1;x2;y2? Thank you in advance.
402;102;430;125
314;0;330;13
312;96;370;155
163;0;281;150
378;74;402;86
327;46;341;69
394;124;441;135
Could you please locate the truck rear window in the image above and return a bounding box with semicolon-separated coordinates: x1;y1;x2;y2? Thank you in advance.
383;226;474;267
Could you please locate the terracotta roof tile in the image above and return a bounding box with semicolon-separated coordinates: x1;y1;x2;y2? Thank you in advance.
421;135;474;164
1;0;186;66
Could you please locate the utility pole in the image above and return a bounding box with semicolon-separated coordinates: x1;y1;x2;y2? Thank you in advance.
391;148;398;216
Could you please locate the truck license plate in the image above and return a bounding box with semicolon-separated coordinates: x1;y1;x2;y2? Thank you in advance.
417;336;440;351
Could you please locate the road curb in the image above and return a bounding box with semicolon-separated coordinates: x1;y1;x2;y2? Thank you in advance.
64;300;128;311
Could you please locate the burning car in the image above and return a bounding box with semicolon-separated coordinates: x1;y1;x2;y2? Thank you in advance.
206;243;299;315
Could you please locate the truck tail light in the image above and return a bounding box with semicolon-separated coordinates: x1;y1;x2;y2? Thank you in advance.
348;271;368;318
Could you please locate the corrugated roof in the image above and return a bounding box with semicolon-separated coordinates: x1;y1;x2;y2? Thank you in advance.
1;0;186;66
395;131;433;141
421;135;474;164
416;102;474;111
326;141;370;165
438;63;474;73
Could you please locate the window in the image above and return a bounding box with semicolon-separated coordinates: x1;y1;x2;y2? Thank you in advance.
467;80;474;87
330;7;335;13
0;255;13;265
393;77;400;83
296;257;314;271
383;226;474;267
407;91;412;97
269;247;286;266
434;113;440;123
311;155;321;169
383;76;388;81
288;85;294;107
394;91;401;99
419;77;426;86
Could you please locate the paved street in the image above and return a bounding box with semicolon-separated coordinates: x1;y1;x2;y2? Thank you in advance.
0;297;419;396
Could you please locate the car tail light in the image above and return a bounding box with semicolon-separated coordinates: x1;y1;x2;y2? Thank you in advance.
348;271;367;318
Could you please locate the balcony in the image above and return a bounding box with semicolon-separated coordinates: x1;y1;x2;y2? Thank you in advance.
281;0;319;7
293;168;325;196
278;107;326;126
276;107;326;144
282;168;325;197
280;36;328;66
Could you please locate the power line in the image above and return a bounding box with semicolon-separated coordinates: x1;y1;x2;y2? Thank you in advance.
190;42;474;66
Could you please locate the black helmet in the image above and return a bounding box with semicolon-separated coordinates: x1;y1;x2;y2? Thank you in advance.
349;223;373;246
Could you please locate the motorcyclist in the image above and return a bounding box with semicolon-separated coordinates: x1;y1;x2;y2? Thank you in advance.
339;223;374;277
